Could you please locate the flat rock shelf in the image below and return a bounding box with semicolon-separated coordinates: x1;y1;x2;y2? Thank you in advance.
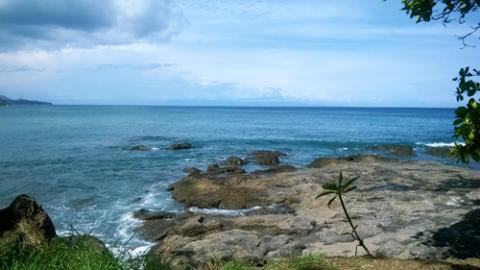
136;155;480;268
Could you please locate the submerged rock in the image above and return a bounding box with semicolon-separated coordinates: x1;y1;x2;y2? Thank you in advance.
167;143;192;150
129;145;148;151
0;194;56;245
247;150;287;166
368;144;416;157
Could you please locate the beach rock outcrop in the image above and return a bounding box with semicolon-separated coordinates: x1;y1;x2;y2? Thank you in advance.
167;143;192;150
129;145;148;151
368;144;416;157
247;150;286;166
307;154;386;168
141;156;480;269
425;146;453;159
0;194;56;245
223;156;247;167
183;167;201;175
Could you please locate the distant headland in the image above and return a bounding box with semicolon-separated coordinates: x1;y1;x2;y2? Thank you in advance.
0;95;52;106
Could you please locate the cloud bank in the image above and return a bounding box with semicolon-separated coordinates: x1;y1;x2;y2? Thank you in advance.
0;0;186;50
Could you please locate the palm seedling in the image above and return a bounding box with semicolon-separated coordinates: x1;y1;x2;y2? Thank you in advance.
316;172;372;256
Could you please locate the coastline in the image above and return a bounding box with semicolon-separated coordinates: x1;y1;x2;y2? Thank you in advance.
132;151;480;268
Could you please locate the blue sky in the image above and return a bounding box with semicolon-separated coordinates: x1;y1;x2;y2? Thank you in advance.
0;0;478;107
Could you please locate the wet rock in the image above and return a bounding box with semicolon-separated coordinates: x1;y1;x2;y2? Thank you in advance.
425;146;453;159
167;143;192;150
223;156;248;167
0;194;56;245
368;144;416;157
184;167;201;175
206;164;246;175
134;209;177;221
129;145;148;151
307;154;386;168
252;165;297;174
247;150;287;166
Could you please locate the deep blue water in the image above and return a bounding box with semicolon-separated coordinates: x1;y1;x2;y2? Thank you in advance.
0;105;467;251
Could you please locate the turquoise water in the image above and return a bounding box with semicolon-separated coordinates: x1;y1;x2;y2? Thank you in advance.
0;105;466;251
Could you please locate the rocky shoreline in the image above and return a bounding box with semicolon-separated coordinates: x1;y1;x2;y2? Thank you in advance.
1;146;478;269
134;151;480;268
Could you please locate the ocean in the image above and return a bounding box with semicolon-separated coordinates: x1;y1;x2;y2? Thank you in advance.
0;105;470;253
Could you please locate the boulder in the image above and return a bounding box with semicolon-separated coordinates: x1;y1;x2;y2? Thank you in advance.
129;145;148;151
368;144;416;157
247;150;287;166
167;143;192;150
0;194;56;245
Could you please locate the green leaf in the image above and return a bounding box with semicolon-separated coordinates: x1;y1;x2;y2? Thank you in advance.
327;196;338;208
343;186;357;194
322;182;338;191
315;191;336;199
342;176;359;191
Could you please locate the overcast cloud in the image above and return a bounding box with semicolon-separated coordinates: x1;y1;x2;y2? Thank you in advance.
0;0;186;50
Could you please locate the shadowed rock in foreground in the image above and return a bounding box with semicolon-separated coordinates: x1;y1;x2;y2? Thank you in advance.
0;194;56;245
138;155;480;268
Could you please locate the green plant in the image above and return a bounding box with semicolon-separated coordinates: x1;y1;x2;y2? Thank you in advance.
452;67;480;162
400;0;480;163
316;172;372;256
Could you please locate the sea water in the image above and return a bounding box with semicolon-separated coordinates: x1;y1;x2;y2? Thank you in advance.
0;105;469;251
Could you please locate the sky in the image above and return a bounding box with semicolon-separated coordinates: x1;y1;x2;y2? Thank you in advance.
0;0;478;107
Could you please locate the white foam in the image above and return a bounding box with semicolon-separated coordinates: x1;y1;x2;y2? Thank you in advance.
417;142;464;147
188;206;262;216
151;147;160;151
445;196;463;207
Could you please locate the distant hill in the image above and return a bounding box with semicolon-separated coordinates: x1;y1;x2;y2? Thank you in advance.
0;95;52;105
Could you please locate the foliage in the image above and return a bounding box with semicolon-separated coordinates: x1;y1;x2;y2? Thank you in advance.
452;67;480;162
316;173;372;256
401;0;479;162
402;0;480;23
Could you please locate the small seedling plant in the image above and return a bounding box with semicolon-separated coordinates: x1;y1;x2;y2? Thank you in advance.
316;172;372;256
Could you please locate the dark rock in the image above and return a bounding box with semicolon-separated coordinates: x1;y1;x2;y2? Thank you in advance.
129;145;148;151
207;164;220;172
247;150;287;166
252;165;297;174
206;164;246;175
167;143;192;150
133;209;177;220
223;156;248;167
368;144;416;157
307;154;386;168
184;167;201;175
0;194;56;244
425;146;453;159
171;177;268;209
